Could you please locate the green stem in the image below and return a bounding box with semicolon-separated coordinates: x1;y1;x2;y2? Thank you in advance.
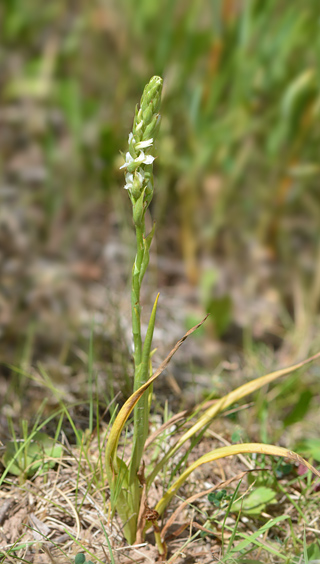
131;225;144;373
129;221;157;517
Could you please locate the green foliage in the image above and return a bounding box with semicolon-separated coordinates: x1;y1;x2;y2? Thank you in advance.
231;486;277;516
231;429;244;442
237;561;265;564
199;268;233;336
208;489;231;507
229;515;290;556
306;542;320;562
74;554;95;564
283;389;313;427
206;295;233;337
275;461;293;479
2;431;62;478
294;438;320;462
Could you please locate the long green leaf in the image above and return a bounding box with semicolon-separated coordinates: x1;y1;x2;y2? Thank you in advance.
147;351;320;486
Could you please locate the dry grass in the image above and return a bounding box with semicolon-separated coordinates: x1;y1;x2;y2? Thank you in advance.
1;420;320;563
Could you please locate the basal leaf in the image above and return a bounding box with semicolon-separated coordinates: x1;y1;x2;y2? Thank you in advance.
231;486;277;515
3;432;62;477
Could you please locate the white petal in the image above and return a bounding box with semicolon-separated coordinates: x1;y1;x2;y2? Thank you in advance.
136;138;153;150
137;150;146;162
143;155;155;165
119;152;133;169
124;173;133;190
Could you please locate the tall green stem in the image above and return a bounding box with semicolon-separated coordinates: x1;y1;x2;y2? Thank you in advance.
129;222;154;485
131;225;144;372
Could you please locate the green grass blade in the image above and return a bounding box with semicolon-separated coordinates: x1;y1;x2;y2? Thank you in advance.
229;515;289;555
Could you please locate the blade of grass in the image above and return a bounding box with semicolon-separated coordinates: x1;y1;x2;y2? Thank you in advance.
223;480;242;556
100;521;116;564
229;515;290;556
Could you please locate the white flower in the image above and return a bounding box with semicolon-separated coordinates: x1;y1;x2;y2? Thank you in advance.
136;138;153;150
120;150;155;170
141;152;155;165
136;170;145;182
120;152;134;170
124;170;144;191
124;173;133;190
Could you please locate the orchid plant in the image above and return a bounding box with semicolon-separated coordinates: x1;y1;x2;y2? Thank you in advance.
105;76;320;556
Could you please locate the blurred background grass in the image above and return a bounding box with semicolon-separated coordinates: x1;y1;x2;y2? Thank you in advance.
1;0;320;413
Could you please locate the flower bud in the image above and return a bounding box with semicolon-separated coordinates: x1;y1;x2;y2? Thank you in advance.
131;171;144;199
133;189;145;227
142;104;154;127
143;114;161;141
140;76;163;116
